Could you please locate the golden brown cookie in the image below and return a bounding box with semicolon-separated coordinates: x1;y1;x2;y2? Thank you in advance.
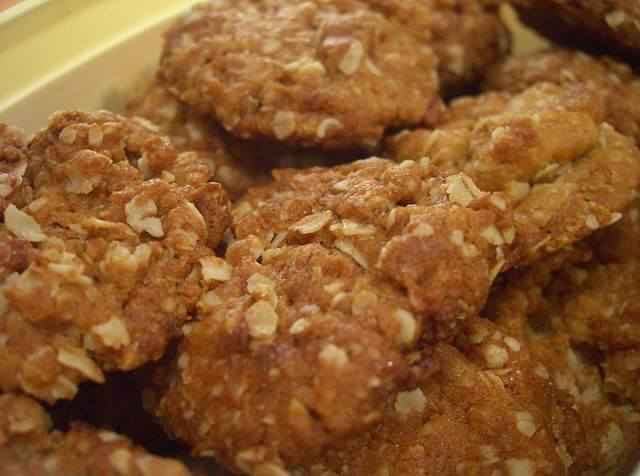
233;158;514;338
146;158;514;472
483;48;640;143
0;393;190;476
509;0;640;63
370;0;510;97
387;83;640;266
485;212;640;474
0;111;230;403
307;317;578;475
159;0;441;150
147;239;413;473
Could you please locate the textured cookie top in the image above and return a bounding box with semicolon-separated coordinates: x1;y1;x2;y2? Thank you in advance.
147;157;513;471
0;111;230;403
160;0;441;150
233;157;513;332
388;83;640;266
0;393;190;476
308;317;573;476
149;239;412;470
483;48;640;143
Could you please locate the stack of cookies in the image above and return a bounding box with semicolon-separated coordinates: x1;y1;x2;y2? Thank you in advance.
1;1;640;474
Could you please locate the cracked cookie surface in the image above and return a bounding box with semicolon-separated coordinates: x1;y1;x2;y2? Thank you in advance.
388;83;640;266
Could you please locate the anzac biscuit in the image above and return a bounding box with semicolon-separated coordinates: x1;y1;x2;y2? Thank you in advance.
147;158;513;471
486;217;640;474
0;111;230;403
388;83;640;266
159;0;441;150
307;317;578;475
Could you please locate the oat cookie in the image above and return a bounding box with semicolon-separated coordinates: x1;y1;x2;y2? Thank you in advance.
160;0;441;150
233;158;514;337
147;240;413;472
369;0;510;97
308;317;577;475
486;218;640;474
147;158;513;472
0;111;230;403
483;48;640;143
509;0;640;62
0;393;190;476
388;83;640;266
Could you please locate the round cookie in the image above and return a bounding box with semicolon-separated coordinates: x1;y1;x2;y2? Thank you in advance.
232;158;514;338
387;83;640;266
146;158;514;472
159;0;442;150
483;48;640;143
0;111;230;403
0;393;190;476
